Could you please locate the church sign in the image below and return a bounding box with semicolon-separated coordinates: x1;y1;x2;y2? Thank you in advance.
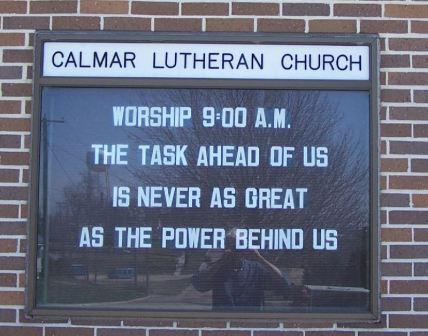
27;32;379;320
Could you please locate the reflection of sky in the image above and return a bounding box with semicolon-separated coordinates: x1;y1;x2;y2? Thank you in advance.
329;91;369;148
42;88;369;207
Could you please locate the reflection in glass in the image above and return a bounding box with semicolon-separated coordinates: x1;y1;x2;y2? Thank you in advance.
36;88;370;313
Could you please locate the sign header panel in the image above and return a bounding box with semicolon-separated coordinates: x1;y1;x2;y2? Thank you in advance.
43;42;370;80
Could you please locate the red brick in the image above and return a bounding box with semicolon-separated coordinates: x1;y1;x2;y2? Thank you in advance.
306;332;353;336
381;123;411;137
0;291;24;304
309;20;356;33
27;66;33;80
0;222;26;235
0;186;27;200
380;38;386;51
390;314;428;328
415;228;428;241
104;17;151;31
151;330;198;336
25;100;32;114
2;83;32;97
0;309;16;322
0;152;29;165
381;245;387;259
0;326;42;336
381;89;410;103
380;71;386;85
28;33;34;47
414;298;428;311
381;140;386;155
390;141;428;155
202;332;249;336
389;72;428;85
381;280;387;294
380;209;386;224
3;49;33;63
0;257;25;270
19;273;25;287
383;229;412;247
19;237;26;252
258;19;305;33
0;239;17;253
155;18;201;32
359;333;406;336
0;118;30;132
379;106;387;121
380;177;387;193
413;194;428;207
30;1;77;13
254;332;302;336
52;17;100;30
0;101;20;114
381;55;410;68
283;3;329;16
413;123;428;139
3;16;50;30
206;19;253;32
390;176;428;190
334;4;381;17
382;297;411;311
80;0;128;14
232;2;279;16
390;107;428;121
386;5;428;18
45;327;94;336
0;168;19;183
390;210;428;224
0;204;19;218
24;135;30;149
381;228;412;242
0;33;25;46
390;38;428;51
0;1;26;13
361;20;407;34
98;329;147;336
391;245;428;258
381;159;408;172
132;2;178;15
0;66;21;79
414;91;428;104
182;3;229;16
0;273;16;287
413;55;428;68
412;21;428;34
415;263;428;276
380;193;409;207
0;134;21;148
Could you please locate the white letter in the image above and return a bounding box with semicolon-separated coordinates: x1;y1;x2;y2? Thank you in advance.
162;227;174;248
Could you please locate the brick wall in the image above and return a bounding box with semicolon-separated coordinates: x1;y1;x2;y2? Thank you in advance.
0;0;427;335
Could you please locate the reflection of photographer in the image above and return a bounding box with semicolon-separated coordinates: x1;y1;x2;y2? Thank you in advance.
192;231;309;310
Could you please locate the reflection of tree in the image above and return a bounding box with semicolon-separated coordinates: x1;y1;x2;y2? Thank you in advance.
46;89;370;306
122;89;369;288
